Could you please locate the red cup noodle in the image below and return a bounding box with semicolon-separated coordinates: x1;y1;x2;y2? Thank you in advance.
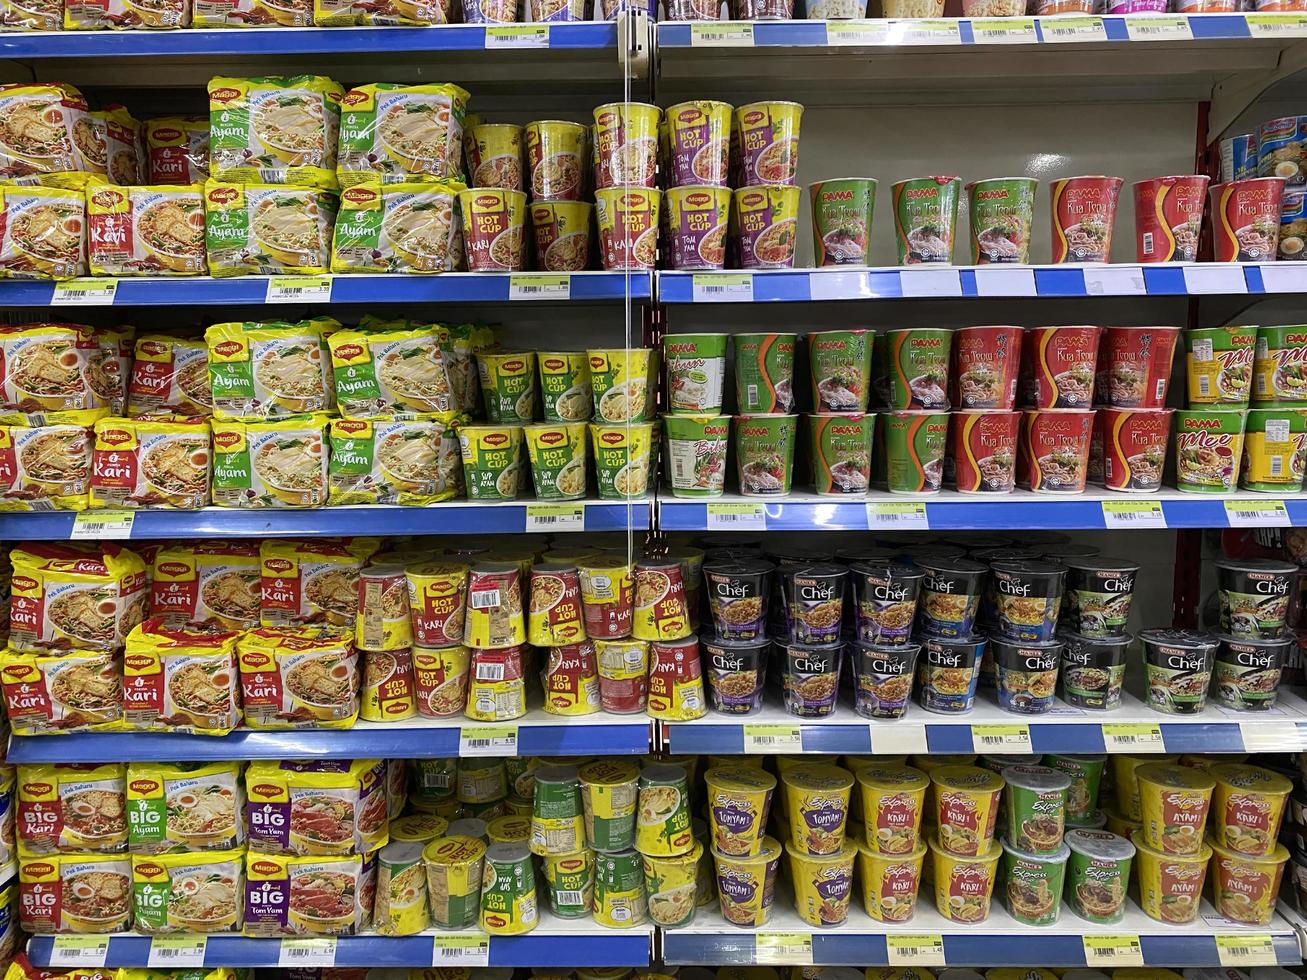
1018;409;1096;493
1099;407;1173;492
1209;178;1286;262
1021;326;1102;409
953;325;1023;410
1096;326;1180;409
950;410;1020;494
1134;175;1210;263
1050;175;1123;264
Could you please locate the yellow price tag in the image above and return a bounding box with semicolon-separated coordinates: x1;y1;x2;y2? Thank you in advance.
509;273;568;299
692;272;754;301
71;509;135;540
1101;499;1165;527
707;501;767;530
1101;722;1164;750
972;723;1032;752
1215;933;1277;967
52;277;118;306
866;501;928;529
970;16;1036;41
1040;14;1107;40
49;936;110;967
525;503;584;532
459;725;519;756
1082;935;1144;967
886;934;946;966
1247;12;1307;35
690;23;755;45
743;724;802;754
485;24;549;46
754;933;813;965
265;275;331;303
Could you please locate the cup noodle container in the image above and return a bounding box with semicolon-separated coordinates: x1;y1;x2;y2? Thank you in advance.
593;103;660;191
805;0;868;16
664;0;719;16
1186;326;1256;409
1281;187;1307;261
950;411;1020;494
967;177;1038;265
807;413;874;495
892;176;961;266
525;121;587;200
466;124;524;187
665;102;732;189
1049;176;1123;264
665;186;729;272
1096;325;1180;409
883;412;949;494
1021;326;1102;409
1099;408;1173;493
884;328;952;411
735;102;803;188
1134;176;1209;263
459;189;527;272
1209;178;1286;263
1018;410;1095;494
810;178;877;267
594;187;660;272
1258;115;1307;187
952;325;1022;411
1172;409;1246;494
531;202;592;273
731;185;800;270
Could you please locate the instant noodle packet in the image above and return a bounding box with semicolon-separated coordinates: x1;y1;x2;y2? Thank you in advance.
125;760;246;854
208;76;342;188
328;415;462;506
0;84;90;181
0;0;61;31
0;323;114;416
85;181;205;277
2;648;122;736
206;319;336;419
245;759;389;856
18;852;133;933
127;335;212;417
121;619;241;736
210;414;330;508
243;850;376;936
327;323;457;417
131;850;244;934
237;624;359;729
10;541;147;653
0;185;86;280
16;763;128;854
0;409;103;511
259;538;378;626
193;0;310;25
332;181;464;274
144;117;210;185
337;84;469;185
149;541;261;629
204;181;338;277
89;415;211;510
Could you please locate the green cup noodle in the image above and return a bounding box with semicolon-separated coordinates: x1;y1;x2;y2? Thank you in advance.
734;414;797;496
807;412;874;495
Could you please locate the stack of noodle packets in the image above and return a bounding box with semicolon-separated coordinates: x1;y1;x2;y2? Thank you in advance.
86;179;206;278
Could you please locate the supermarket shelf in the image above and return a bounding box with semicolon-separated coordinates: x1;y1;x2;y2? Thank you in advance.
27;917;653;969
657;489;1306;532
657;263;1306;303
656;14;1304;105
662;687;1307;756
661;900;1300;968
6;708;653;763
2;272;651;307
1279;898;1307;960
0;499;652;540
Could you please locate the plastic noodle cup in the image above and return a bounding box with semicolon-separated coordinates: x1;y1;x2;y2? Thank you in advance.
702;559;772;642
806;0;869;15
578;758;639;852
530;202;592;273
1021;325;1102;409
1104;807;1142;841
526;121;587;200
1281;187;1307;260
731;0;793;17
592;847;648;928
588;422;654;500
1065;828;1134;924
1000;839;1069;926
458;424;525;501
712;835;781;926
665;187;730;272
1002;765;1071;856
1173;410;1245;493
1134;175;1209;263
636;763;694;857
1045;754;1106;821
705;766;776;857
916;634;986;713
809;329;873;413
733;185;801;270
991;637;1062;714
949;411;1019;494
855;837;925;922
736;333;797;414
666;101;732;188
891;176;960;265
735;102;803;187
967;177;1038;265
1209;762;1292;857
1134;763;1215;856
929;834;1000;923
542;849;594;919
780;640;844;717
953;325;1022;410
538;351;592;424
643;840;702;927
703;635;768;713
886;328;952;411
1207;834;1289;925
664;333;728;415
1059;632;1130;709
809;178;877;267
1049;176;1123;264
735;414;797;496
1241;409;1307;492
781;764;854;856
422;835;487;929
785;838;857;927
848;561;924;647
1132;834;1210;924
588;347;655;424
1253;324;1307;406
664;0;720;17
659;414;727;497
466;124;524;188
1111;752;1177;822
459;189;527;272
1258;114;1307;185
884;411;949;494
855;764;928;855
595;187;660;271
1209;178;1285;262
1214;634;1291;711
593;102;661;190
1098;325;1180;409
917;557;987;639
523;423;587;502
804;413;871;495
930;765;1003;858
1018;409;1094;493
1100;407;1173;493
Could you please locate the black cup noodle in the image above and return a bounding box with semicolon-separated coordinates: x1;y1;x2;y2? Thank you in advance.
1139;628;1219;715
780;640;843;718
702;634;770;715
991;636;1063;715
780;563;848;645
849;561;925;647
853;640;920;720
1214;634;1292;712
1062;557;1138;639
915;557;987;639
991;559;1066;644
1059;631;1131;710
1214;557;1297;640
916;633;987;714
703;558;774;642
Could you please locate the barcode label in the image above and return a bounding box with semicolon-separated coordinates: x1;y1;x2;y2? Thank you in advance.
1225;499;1291;527
459;725;518;756
886;934;946;966
1197;374;1211;396
1101;500;1166;528
1125;15;1192;40
824;20;891;44
555;890;584;905
690;22;755;45
50;937;110;967
747;383;758;405
1142;230;1154;255
970;17;1036;42
526;503;584;532
148;936;207;967
1216;933;1277;967
470;589;501;609
52;278;118;306
887;18;961;44
706;502;767;530
1102;723;1164;750
485;24;549;48
71;509;135;539
1247;12;1307;35
266;275;332;304
1082;935;1144;967
1040;15;1107;41
754;932;814;965
476;662;505;681
432;934;491;967
278;939;337;966
509;273;568;299
1155;378;1167;401
743;723;802;754
866;501;929;529
691;273;753;302
972;723;1032;752
1271;455;1284;477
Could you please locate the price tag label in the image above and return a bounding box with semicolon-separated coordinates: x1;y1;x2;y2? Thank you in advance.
278;939;337;967
1215;933;1277;966
692;272;753;302
52;278;118;306
973;267;1037;296
1246;12;1307;35
50;936;110;967
1239;720;1285;753
1102;722;1164;750
1039;14;1108;40
509;273;569;299
1082;935;1144;967
148;935;207;967
886;18;962;43
1224;498;1290;527
970;17;1036;42
459;725;519;756
808;270;869;300
485;24;549;46
886;934;946;966
866;501;929;529
1259;263;1307;292
1083;265;1146;295
871;723;929;756
899;268;963;297
824;19;890;44
743;723;802;754
71;509;135;540
690;22;754;45
433;933;491;967
972;723;1032;752
707;501;767;530
266;275;332;303
755;932;813;965
1101;500;1166;528
1182;265;1247;294
1124;15;1192;40
525;503;584;532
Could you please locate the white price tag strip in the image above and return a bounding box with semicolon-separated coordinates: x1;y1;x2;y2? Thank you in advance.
266;275;332;303
1125;14;1192;40
886;934;946;967
525;503;584;532
808;270;869;300
707;501;767;530
485;24;548;46
824;20;890;44
1239;720;1286;753
743;723;802;754
885;18;961;43
1224;499;1290;527
1182;265;1247;295
1082;935;1144;968
1101;723;1164;751
1101;500;1166;528
459;724;519;756
754;933;814;965
690;22;754;45
52;278;118;306
870;722;929;755
692;273;753;302
972;723;1032;753
148;936;208;967
50;936;111;967
71;509;135;540
866;501;929;529
973;267;1037;296
898;269;963;297
1215;933;1277;967
1259;263;1307;292
970;16;1036;42
1083;265;1146;295
1039;14;1107;41
279;938;337;967
432;933;491;967
509;273;569;299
